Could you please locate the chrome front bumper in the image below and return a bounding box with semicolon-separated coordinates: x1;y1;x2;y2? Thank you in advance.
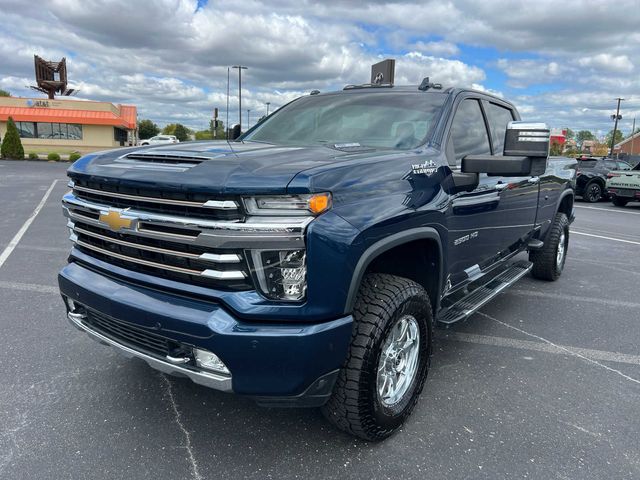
66;310;233;392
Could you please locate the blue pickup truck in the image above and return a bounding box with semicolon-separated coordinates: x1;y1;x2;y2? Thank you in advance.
59;83;576;440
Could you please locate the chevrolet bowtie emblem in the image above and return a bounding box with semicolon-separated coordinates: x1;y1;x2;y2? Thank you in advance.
99;209;135;232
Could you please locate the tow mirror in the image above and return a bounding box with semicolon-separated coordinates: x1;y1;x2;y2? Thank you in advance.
504;121;550;157
462;122;549;177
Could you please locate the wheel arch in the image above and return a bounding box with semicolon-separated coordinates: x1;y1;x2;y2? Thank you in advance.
557;189;574;221
344;228;443;316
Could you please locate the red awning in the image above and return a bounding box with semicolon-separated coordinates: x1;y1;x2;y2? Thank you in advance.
0;105;137;129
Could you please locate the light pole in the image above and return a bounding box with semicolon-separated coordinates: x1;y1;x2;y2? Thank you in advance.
610;97;624;157
247;109;251;130
226;67;230;140
232;65;247;133
266;102;271;116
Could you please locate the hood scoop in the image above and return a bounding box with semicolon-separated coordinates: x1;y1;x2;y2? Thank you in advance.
106;151;216;172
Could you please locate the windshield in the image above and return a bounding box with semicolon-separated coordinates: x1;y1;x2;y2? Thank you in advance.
243;91;446;150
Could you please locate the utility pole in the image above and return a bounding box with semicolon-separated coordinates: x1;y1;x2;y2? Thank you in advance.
631;117;636;156
232;65;247;133
226;67;230;140
247;109;251;130
266;102;271;116
610;97;624;158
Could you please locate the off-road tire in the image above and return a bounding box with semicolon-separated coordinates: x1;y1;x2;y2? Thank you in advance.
583;181;603;203
612;197;628;207
321;274;432;441
530;212;569;281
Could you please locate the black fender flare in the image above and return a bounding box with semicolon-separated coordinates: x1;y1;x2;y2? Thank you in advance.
343;227;444;315
557;188;575;217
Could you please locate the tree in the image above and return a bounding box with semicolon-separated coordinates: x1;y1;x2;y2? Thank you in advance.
605;129;624;147
138;119;159;139
195;130;213;140
565;128;575;141
549;140;563;156
162;123;192;140
591;141;609;156
173;123;189;142
0;89;10;97
1;117;25;159
575;130;595;147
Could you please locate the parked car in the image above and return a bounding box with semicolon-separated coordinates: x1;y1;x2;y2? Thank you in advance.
607;161;640;206
140;135;179;146
575;156;632;203
60;84;575;441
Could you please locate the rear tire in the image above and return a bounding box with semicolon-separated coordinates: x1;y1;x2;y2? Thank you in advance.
612;197;629;207
321;274;432;441
583;181;603;203
530;212;569;281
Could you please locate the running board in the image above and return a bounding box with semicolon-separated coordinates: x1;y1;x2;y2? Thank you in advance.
437;260;533;326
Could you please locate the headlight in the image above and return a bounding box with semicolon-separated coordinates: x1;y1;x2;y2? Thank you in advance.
249;249;307;301
243;193;331;216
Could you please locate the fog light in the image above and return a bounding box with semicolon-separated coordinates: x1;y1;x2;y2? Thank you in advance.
194;348;230;375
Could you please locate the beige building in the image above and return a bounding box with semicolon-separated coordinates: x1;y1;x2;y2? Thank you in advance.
0;96;137;155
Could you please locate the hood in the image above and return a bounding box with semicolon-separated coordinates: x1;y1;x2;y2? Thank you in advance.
68;141;361;195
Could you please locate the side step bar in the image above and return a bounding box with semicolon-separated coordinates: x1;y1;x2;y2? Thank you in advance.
437;260;533;326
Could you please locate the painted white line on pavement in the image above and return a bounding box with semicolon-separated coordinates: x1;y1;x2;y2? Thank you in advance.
571;230;640;246
575;205;640;216
509;289;640;309
0;179;58;269
0;280;58;294
444;331;640;366
477;311;640;385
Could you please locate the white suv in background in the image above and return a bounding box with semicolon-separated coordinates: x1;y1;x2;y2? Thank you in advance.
140;135;179;146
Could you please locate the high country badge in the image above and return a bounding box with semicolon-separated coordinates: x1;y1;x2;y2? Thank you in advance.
411;160;438;175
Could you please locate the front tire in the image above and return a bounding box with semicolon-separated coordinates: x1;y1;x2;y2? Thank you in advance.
321;274;432;441
530;212;569;281
612;197;629;207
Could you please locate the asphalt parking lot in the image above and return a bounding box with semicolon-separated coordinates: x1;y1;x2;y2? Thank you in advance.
1;160;639;480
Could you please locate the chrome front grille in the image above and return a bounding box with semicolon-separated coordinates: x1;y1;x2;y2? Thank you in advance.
62;184;311;292
72;220;250;289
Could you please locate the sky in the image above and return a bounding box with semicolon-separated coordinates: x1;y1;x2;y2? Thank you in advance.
1;0;639;139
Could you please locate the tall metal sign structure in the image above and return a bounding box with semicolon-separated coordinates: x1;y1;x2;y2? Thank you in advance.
30;55;76;99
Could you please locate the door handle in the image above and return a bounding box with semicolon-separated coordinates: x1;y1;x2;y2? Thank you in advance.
528;177;540;184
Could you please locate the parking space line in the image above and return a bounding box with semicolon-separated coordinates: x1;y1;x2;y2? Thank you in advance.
575;205;640;216
571;230;640;246
508;289;640;309
0;180;58;269
443;331;640;366
0;281;58;294
476;311;640;385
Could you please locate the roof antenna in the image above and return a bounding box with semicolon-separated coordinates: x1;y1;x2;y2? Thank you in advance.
418;77;442;91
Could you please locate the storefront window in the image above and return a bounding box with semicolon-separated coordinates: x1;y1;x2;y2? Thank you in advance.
67;124;83;140
32;122;83;140
17;122;36;138
37;122;53;139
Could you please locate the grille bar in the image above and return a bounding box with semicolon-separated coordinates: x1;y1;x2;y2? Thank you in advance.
73;225;241;263
73;184;239;210
74;238;246;280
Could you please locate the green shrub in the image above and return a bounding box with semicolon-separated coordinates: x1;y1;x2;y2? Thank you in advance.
1;117;25;159
47;152;61;161
28;152;39;160
69;152;82;162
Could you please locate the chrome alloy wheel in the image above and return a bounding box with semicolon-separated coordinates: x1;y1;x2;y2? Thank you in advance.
557;230;566;268
377;314;420;406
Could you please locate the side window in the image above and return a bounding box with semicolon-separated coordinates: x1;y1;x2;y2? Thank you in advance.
448;99;491;167
485;103;515;154
617;162;631;170
604;160;617;170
